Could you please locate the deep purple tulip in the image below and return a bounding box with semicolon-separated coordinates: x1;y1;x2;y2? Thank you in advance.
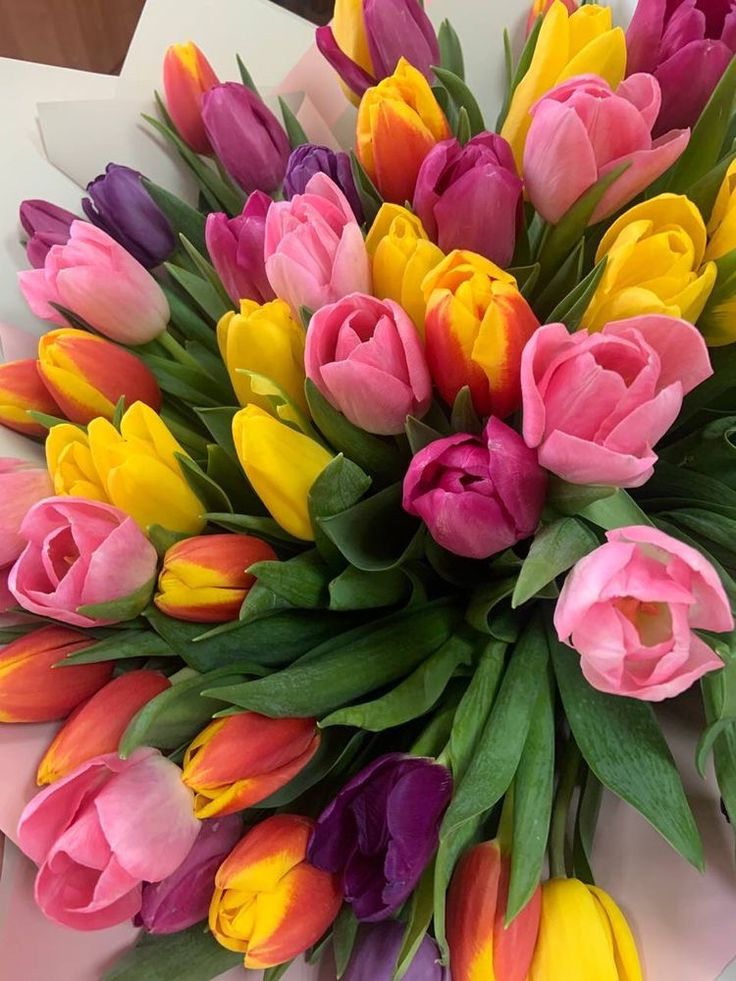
82;164;176;269
205;191;276;305
626;0;736;135
202;82;291;195
283;144;364;223
308;754;452;922
344;923;447;981
136;815;242;934
19;200;77;269
413;133;523;268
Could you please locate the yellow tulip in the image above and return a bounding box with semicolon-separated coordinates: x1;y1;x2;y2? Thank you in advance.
232;405;333;541
332;0;374;105
365;204;444;336
502;1;627;167
706;159;736;262
46;424;109;502
581;194;717;333
529;878;642;981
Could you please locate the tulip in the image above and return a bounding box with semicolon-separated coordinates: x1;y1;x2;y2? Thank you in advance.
365;204;444;336
0;459;53;568
264;173;371;316
582;194;717;333
0;625;112;723
210;814;342;968
706;158;736;262
46;423;109;502
527;0;578;33
18;748;200;929
205;191;275;306
447;840;541;981
182;712;320;817
19;199;76;269
216;299;307;416
202;82;290;195
345;923;447;981
305;293;432;435
423;250;540;418
413;133;523;268
316;0;440;100
155;533;277;623
87;401;206;535
403;418;547;560
524;74;690;226
232;405;333;540
18;221;170;346
521;316;712;488
529;878;643;979
283;144;363;223
82;163;176;269
626;0;736;136
36;328;161;425
9;496;159;628
556;525;732;700
36;670;171;784
700;161;736;345
163;42;220;154
501;1;627;166
309;753;452;920
137;815;243;934
0;358;62;438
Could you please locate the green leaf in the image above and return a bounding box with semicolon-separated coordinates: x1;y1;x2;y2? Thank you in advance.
673;346;736;437
137;354;222;407
637;461;736;518
393;862;435;981
236;54;258;92
687;148;736;218
103;922;240;981
328;565;410;611
512;517;599;608
350;152;384;227
175;452;230;513
60;629;174;664
450;386;482;435
509;262;541;297
206;443;255;512
433;66;485;136
496;14;543;129
438;19;464;79
546;256;608;330
263;962;293;981
163;287;220;353
165;263;230;323
448;640;506;780
578;489;652;529
333;906;359;979
206;512;302;545
195;406;239;455
533;239;584;318
278;95;308;149
713;725;736;849
76;578;155;622
308;453;372;566
141;179;207;256
465;578;517;633
547;477;616;516
572;768;603;885
178;235;233;311
249;551;331;609
405;415;444;454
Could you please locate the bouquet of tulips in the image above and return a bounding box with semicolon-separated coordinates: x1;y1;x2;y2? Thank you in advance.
2;0;736;977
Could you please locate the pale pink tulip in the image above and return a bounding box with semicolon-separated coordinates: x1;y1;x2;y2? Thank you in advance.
0;459;53;567
555;525;733;700
521;315;712;487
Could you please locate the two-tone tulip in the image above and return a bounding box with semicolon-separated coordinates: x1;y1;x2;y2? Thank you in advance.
163;42;220;154
0;358;62;438
46;424;109;501
36;670;170;784
0;459;53;568
37;328;161;425
0;625;113;723
423;250;540;418
700;160;736;345
182;712;320;817
527;0;578;33
155;533;276;623
205;191;275;306
209;814;342;969
232;405;333;541
19;199;76;269
357;58;451;204
447;840;541;981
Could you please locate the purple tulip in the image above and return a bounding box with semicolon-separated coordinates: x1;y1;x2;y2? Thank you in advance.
626;0;736;135
308;754;452;922
205;191;276;305
413;133;523;268
344;923;447;981
82;164;176;269
403;417;547;560
283;144;364;223
19;200;76;269
136;815;242;934
202;82;291;195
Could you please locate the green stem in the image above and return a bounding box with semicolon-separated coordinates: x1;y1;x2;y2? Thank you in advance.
161;413;209;456
157;329;200;369
549;737;582;879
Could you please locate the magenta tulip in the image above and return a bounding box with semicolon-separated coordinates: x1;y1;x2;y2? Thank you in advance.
402;417;547;560
523;74;690;225
17;748;200;930
205;191;275;305
520;315;712;488
19;200;77;269
413;133;523;267
305;293;432;435
555;525;733;700
265;173;371;316
0;459;53;568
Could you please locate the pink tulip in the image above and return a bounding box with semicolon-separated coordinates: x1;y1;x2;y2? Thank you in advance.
0;459;53;568
9;496;158;628
264;173;371;316
205;191;275;305
521;315;712;488
17;748;200;930
305;293;432;435
523;73;690;225
18;221;170;345
555;525;733;700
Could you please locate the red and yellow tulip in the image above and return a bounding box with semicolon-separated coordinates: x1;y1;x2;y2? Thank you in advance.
0;358;62;437
163;42;220;154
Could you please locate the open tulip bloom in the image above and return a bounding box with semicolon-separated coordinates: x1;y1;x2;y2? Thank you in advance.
5;0;736;978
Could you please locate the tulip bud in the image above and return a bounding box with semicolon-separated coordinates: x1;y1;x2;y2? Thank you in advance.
163;42;220;154
36;670;171;784
283;144;363;223
707;158;736;263
345;923;447;981
210;814;342;969
37;329;161;425
19;199;76;269
202;82;290;195
0;358;62;438
0;458;53;568
0;625;113;723
182;712;320;817
526;0;577;34
205;191;275;306
155;533;277;623
46;424;109;502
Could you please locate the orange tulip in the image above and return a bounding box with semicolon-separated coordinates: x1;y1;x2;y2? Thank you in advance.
0;358;62;437
163;42;220;154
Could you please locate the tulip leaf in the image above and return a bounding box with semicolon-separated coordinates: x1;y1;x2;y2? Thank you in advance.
332;905;360;979
405;415;445;454
206;443;257;513
686;148;736;218
263;963;293;981
175;452;232;513
393;861;435;981
256;730;366;809
698;632;736;776
59;629;175;664
163;286;220;353
496;15;543;130
309;453;373;566
713;724;736;849
512;517;599;608
137;354;222;407
546;256;608;330
641;461;736;518
248;551;331;609
547;476;616;516
432;66;485;136
236;54;259;93
350;152;384;227
577;488;652;530
533;238;584;317
551;632;704;869
165;262;230;323
236;580;293;623
28;410;80;432
465;577;517;633
278;95;309;150
195;406;239;454
455;106;472;145
572;767;603;885
76;578;156;623
103;922;241;981
141;178;208;256
206;511;303;546
328;565;410;611
438;19;465;80
178;235;234;311
448;639;507;781
450;386;482;435
508;262;541;297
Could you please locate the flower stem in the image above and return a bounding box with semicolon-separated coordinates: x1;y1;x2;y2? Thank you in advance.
157;328;200;369
549;737;582;879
